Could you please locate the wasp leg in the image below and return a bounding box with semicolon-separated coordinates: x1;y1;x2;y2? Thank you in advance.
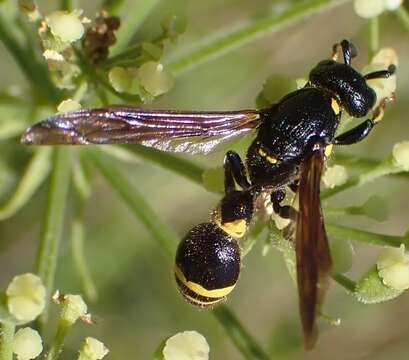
224;150;251;194
271;190;297;220
334;97;393;145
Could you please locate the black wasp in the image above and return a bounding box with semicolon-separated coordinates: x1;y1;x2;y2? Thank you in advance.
22;40;396;349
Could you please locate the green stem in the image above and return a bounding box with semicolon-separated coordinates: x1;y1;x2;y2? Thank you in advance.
327;223;408;247
0;13;60;104
166;0;350;75
86;148;177;257
0;323;15;360
395;6;409;32
212;306;270;360
86;148;269;359
101;0;126;13
60;0;77;11
331;273;356;293
35;148;71;328
44;320;70;360
109;0;160;55
368;17;379;61
124;144;205;185
71;218;98;302
321;159;401;199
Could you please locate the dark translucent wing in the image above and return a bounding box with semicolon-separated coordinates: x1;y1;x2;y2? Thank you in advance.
21;107;261;154
295;142;332;350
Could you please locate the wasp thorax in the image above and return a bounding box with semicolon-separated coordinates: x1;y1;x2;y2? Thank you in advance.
175;223;241;307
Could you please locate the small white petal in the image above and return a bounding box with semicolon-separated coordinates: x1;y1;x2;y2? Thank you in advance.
322;165;348;189
163;331;209;360
354;0;385;18
43;49;64;61
392;141;409;171
46;10;85;43
13;328;43;360
377;245;409;290
384;0;403;10
57;99;82;113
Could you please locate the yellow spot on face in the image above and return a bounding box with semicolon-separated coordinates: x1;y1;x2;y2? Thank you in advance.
258;148;266;157
325;144;334;158
266;155;278;164
331;98;341;115
175;266;236;299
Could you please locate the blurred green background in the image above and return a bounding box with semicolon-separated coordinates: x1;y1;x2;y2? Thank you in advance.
0;0;409;359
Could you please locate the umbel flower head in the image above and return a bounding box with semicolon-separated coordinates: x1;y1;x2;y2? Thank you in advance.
163;331;209;360
12;327;43;360
6;273;46;322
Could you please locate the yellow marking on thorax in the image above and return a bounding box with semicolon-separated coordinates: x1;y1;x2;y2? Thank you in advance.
258;147;278;164
175;266;235;299
325;144;334;157
331;98;341;115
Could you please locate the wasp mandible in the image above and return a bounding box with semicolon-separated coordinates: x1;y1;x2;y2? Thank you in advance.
21;39;396;349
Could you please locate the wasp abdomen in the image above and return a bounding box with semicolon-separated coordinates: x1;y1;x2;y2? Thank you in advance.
175;222;241;307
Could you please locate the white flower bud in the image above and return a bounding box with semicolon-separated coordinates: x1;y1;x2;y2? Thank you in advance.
322;165;348;189
363;48;398;106
163;331;209;360
384;0;403;10
78;337;109;360
392;141;409;171
57;99;82;113
43;49;65;61
13;327;43;360
137;62;174;97
6;273;46;322
45;10;85;43
354;0;385;18
55;293;88;325
377;244;409;290
108;67;133;93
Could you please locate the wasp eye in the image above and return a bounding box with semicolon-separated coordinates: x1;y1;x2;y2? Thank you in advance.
174;223;241;307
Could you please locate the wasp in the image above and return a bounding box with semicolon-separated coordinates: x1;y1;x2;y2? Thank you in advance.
21;40;396;349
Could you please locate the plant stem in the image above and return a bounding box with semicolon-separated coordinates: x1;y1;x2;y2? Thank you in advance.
166;0;350;75
44;320;70;360
71;218;98;302
331;273;356;293
86;148;177;257
326;223;408;247
321;159;401;199
109;0;160;56
87;148;270;359
395;6;409;32
0;13;60;104
212;306;270;360
0;322;15;360
368;17;379;61
35;148;71;328
60;0;77;11
124;145;205;185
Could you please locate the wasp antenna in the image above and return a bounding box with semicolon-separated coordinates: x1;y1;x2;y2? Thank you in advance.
340;39;357;65
364;64;396;80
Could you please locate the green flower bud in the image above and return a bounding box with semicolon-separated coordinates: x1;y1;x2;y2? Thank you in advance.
55;293;88;325
78;337;109;360
377;245;409;290
322;165;348;189
137;62;174;97
108;67;133;93
13;327;43;360
57;99;82;113
45;10;85;43
354;0;385;18
392;141;409;171
6;273;46;322
163;331;209;360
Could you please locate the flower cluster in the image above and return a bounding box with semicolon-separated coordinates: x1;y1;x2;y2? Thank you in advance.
354;0;403;18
